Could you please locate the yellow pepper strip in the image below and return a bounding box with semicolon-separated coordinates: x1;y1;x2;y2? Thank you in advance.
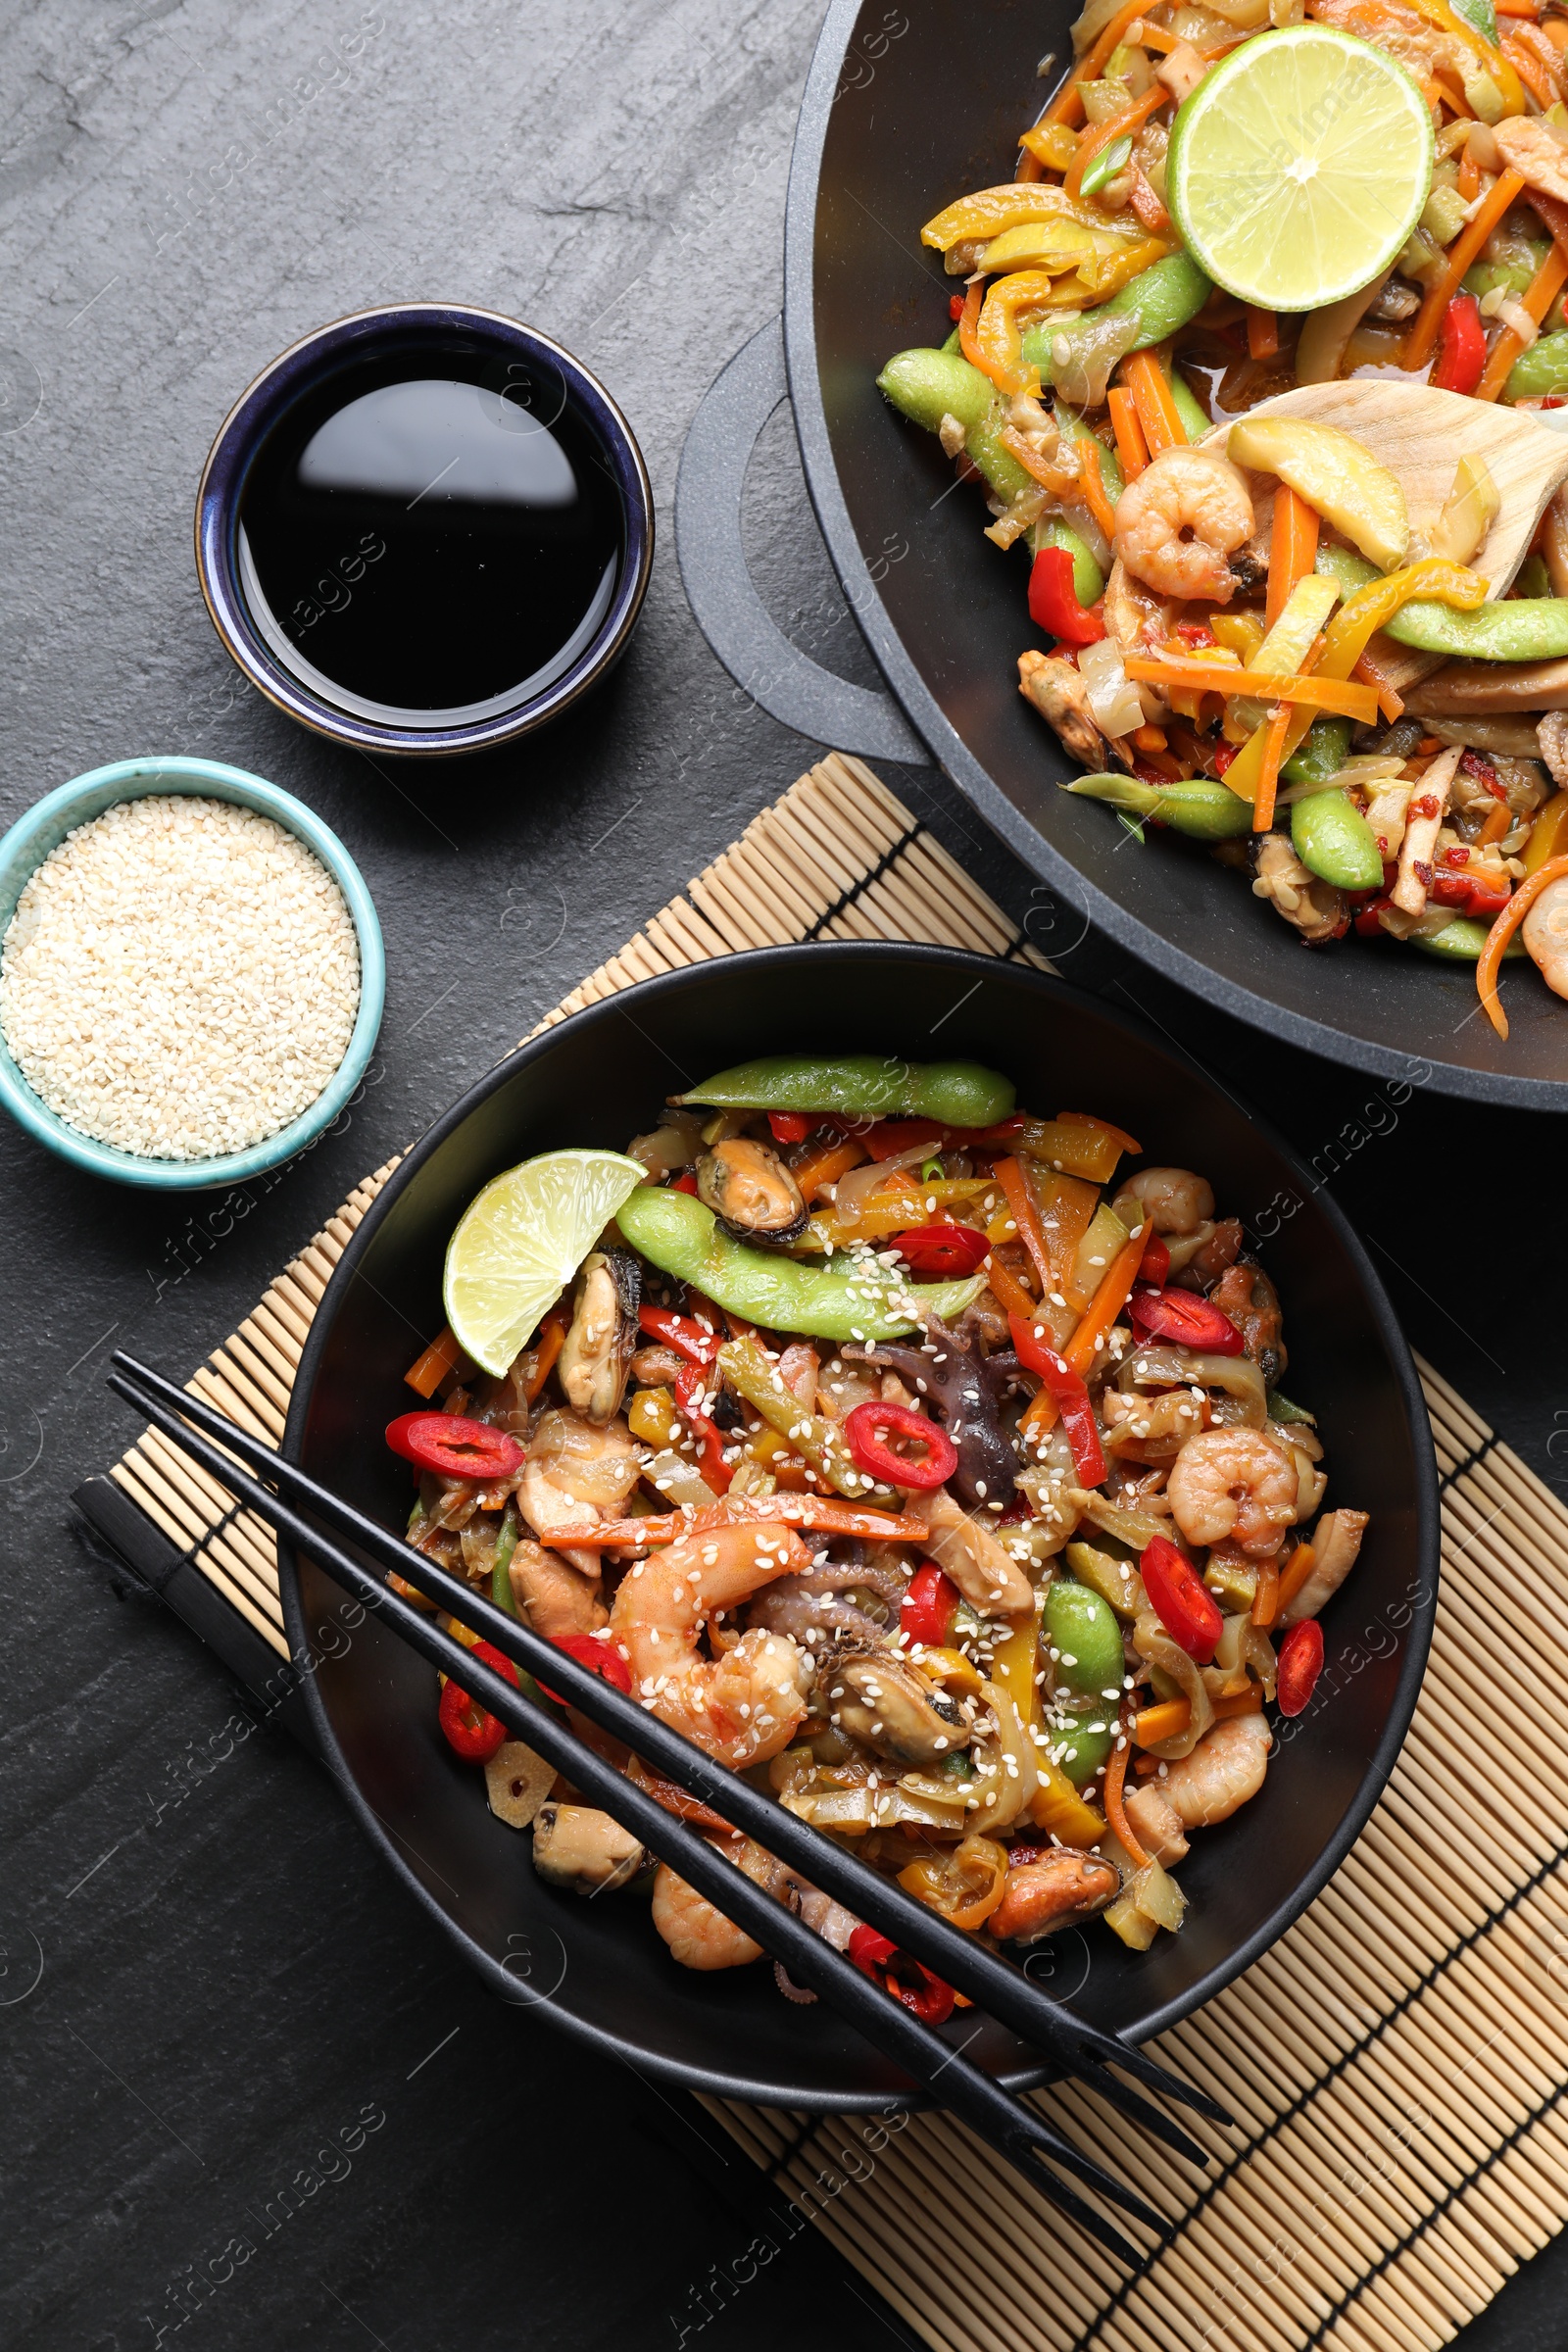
1406;0;1528;112
1019;120;1081;172
1029;1752;1108;1843
1075;233;1172;300
1524;790;1568;875
991;1617;1043;1740
920;181;1145;253
968;271;1054;394
1219;560;1490;804
1403;170;1527;370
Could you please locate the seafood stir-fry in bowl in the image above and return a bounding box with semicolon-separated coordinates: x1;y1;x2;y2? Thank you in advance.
284;946;1436;2106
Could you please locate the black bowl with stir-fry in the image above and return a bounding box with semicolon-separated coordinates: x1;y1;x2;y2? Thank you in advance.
676;0;1568;1103
280;945;1437;2108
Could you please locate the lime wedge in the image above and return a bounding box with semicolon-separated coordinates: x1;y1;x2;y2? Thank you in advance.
443;1148;646;1377
1166;25;1433;313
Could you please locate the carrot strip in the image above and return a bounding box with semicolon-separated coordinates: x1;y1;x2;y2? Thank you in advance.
544;1497;934;1548
1064;1225;1148;1376
791;1136;867;1200
1475;239;1568;400
1497;0;1543;15
1123;657;1378;721
523;1311;567;1402
1103;1714;1150;1867
1457;142;1481;202
1251;1554;1281;1630
1042;0;1155;126
1134;1687;1263;1746
1271;1541;1318;1621
994;1155;1054;1296
1247;307;1280;361
1476;802;1512;849
406;1324;467;1398
1064;84;1166;200
1402;169;1527;369
1075;433;1121;544
1501;27;1556;101
1478;853;1568;1038
1265;486;1321;633
1253;704;1292;834
1122;349;1186;454
983;1251;1040;1322
1107;386;1150;480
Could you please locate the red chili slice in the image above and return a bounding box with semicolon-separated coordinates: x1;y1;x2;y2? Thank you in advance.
438;1640;518;1762
844;1400;958;1491
900;1560;959;1646
893;1222;991;1280
538;1632;634;1709
1127;1285;1245;1355
847;1923;956;2026
670;1172;700;1195
674;1363;734;1493
386;1412;524;1482
1276;1618;1324;1718
768;1111;817;1145
1140;1535;1223;1665
1139;1230;1171;1284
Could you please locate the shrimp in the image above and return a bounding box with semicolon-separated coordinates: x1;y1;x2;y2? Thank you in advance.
652;1836;789;1970
519;1407;641;1576
1111;1165;1214;1238
1167;1426;1298;1557
1112;446;1254;606
1524;874;1568;1002
1123;1782;1190;1866
1494;115;1568;208
610;1520;813;1767
507;1538;608;1639
1158;1712;1271;1828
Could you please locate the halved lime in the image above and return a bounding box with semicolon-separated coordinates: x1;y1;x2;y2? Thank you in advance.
1166;25;1433;313
443;1148;646;1377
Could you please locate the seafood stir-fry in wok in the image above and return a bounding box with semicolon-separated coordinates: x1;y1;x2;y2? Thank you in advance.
878;0;1568;1039
392;1054;1365;2012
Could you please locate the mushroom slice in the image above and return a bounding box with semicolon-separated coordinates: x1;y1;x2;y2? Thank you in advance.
558;1248;640;1425
531;1802;646;1893
696;1137;808;1243
829;1648;971;1768
484;1740;556;1829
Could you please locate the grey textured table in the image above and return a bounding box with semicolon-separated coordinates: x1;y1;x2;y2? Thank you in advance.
1;6;1563;2347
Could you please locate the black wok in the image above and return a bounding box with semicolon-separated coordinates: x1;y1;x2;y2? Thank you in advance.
282;943;1437;2108
674;0;1568;1107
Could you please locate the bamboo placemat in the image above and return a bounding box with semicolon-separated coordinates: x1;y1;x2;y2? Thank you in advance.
102;752;1568;2352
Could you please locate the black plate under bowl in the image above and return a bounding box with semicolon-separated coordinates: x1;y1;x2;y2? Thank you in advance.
778;0;1566;1106
281;944;1438;2109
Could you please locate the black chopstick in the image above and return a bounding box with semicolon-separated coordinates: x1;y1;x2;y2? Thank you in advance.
109;1350;1232;2143
108;1360;1167;2264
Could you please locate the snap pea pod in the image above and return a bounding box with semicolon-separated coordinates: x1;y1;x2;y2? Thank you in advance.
1280;715;1352;788
1168;366;1211;443
1291;792;1385;890
1044;1579;1125;1696
1316;542;1568;661
1064;771;1253;839
1051;1698;1117;1787
1036;515;1104;607
875;348;1034;506
1020;253;1212;379
676;1053;1013;1124
1410;916;1527;960
615;1187;984;1342
717;1334;885;1500
1505;329;1568;402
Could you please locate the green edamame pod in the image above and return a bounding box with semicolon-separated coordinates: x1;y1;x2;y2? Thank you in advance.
1044;1580;1125;1696
1021;253;1212;380
1291;791;1386;891
1168;367;1211;442
1051;1699;1117;1787
1280;716;1351;789
1064;771;1254;840
676;1053;1013;1124
1315;542;1568;662
1463;244;1547;303
1037;516;1104;608
875;348;1033;505
1411;916;1528;960
1505;328;1568;402
1516;553;1553;601
615;1188;985;1343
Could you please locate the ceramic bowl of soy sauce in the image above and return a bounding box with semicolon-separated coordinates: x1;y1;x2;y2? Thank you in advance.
196;305;654;758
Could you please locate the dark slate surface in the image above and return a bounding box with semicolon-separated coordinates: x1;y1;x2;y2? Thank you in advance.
0;4;1562;2347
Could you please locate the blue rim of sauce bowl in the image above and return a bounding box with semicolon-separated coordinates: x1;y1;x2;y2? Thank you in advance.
0;757;386;1190
194;305;655;759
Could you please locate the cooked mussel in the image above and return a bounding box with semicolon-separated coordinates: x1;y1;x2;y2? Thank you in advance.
828;1649;971;1768
558;1248;639;1424
696;1137;809;1243
531;1802;647;1893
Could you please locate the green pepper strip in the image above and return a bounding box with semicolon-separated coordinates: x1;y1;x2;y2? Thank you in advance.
717;1335;891;1502
1223;558;1489;804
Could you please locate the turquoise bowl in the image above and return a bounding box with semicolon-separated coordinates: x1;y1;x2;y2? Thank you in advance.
0;756;385;1189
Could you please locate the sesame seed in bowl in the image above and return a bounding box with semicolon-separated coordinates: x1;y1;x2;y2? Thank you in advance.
0;758;384;1189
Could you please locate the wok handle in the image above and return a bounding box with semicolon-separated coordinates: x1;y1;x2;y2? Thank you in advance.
674;315;931;765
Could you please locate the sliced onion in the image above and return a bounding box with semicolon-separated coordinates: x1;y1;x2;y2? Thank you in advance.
1078;637;1146;741
832;1142;931;1218
1133;1612;1215;1758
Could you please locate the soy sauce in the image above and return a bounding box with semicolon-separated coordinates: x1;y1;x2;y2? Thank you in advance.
237;342;624;727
